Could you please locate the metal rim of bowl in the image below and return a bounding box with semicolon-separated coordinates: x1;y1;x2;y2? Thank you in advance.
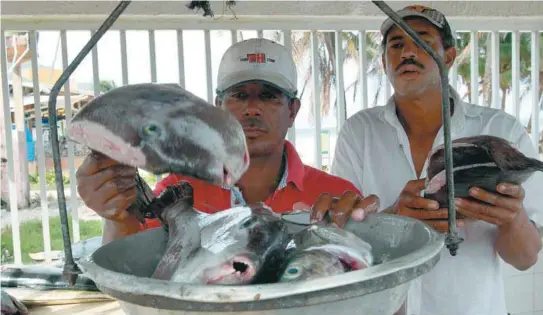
78;213;445;311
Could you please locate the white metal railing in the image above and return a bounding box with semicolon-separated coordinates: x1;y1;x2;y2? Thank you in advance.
0;16;542;265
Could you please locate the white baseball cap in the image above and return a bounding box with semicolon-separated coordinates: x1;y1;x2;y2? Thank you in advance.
216;38;298;97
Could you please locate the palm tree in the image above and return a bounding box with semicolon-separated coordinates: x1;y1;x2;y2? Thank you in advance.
290;31;384;121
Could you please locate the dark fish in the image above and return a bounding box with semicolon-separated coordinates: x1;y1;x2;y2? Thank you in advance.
1;289;28;315
0;265;98;292
424;135;543;208
66;82;250;187
150;183;290;285
278;224;374;283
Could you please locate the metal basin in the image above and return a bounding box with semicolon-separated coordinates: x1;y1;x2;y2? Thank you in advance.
78;213;445;315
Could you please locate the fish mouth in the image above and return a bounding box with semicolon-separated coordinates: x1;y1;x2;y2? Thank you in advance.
307;245;372;270
203;254;257;285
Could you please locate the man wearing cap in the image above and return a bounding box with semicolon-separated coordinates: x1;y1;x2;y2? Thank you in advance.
331;5;542;315
76;37;379;244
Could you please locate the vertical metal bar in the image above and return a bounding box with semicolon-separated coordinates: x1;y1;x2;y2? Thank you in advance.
530;31;540;151
231;30;238;43
1;30;22;265
148;30;157;83
283;30;296;145
176;30;185;88
335;30;346;130
120;30;128;85
358;30;368;110
449;30;458;89
450;61;458;90
257;30;263;38
310;30;322;170
371;0;462;256
204;30;213;103
91;31;100;97
491;31;500;109
60;30;79;243
29;31;52;262
511;31;520;119
47;0;131;284
148;29;161;182
470;30;479;105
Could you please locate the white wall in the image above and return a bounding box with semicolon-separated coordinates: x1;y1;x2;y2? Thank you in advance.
503;247;543;315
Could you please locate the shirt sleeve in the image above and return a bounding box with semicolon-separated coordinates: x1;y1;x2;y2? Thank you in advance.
330;120;364;195
511;124;543;228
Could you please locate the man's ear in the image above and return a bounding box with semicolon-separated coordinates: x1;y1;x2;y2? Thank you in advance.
288;98;301;127
381;53;387;72
444;46;457;69
214;95;220;107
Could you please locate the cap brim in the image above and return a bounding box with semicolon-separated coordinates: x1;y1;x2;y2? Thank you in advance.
380;11;443;36
216;70;297;96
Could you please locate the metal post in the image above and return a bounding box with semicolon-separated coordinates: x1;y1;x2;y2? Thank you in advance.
371;1;464;256
48;1;132;285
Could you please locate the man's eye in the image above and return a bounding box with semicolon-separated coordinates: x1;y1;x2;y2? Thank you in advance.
390;43;402;49
231;92;248;99
260;92;278;100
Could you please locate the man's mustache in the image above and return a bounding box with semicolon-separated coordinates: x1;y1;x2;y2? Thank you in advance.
241;118;268;131
396;58;425;72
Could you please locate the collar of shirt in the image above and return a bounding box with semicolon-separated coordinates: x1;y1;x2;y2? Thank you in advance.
380;84;484;139
221;140;305;206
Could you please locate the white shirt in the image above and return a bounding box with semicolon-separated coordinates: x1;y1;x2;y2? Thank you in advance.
330;85;543;315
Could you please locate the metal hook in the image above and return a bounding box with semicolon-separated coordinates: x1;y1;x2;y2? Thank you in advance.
371;1;464;256
48;1;132;285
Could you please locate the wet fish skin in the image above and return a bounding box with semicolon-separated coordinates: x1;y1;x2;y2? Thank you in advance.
163;203;290;285
1;289;28;315
151;181;205;280
278;224;374;283
424;135;543;209
67;82;250;187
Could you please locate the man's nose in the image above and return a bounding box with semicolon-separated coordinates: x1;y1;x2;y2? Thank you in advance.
401;40;419;59
243;97;263;116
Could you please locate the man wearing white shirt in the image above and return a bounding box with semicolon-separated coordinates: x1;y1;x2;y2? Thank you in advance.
330;5;542;315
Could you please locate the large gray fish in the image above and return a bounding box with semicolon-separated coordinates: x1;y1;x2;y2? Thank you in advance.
424;135;543;209
278;224;374;283
66;82;249;186
150;181;290;285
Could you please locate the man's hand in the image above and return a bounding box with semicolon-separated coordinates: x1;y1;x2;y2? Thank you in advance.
76;152;139;222
386;179;466;233
455;182;542;270
299;191;379;228
454;183;523;227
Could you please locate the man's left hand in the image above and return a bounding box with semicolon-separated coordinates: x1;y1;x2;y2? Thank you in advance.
454;183;524;227
309;191;380;228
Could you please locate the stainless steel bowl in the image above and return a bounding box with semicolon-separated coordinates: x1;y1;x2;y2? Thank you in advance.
78;213;445;315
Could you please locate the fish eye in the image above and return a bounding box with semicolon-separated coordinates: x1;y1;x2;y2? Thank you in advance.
141;123;161;138
282;263;302;279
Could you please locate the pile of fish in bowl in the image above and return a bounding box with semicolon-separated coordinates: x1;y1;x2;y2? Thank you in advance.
147;181;374;287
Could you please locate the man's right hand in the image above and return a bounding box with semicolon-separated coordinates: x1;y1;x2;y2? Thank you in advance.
76;152;139;222
386;179;466;233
